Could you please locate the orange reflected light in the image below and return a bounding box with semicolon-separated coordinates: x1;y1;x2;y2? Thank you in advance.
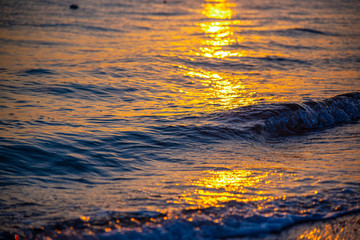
200;22;232;38
198;20;240;59
202;0;234;19
176;0;264;111
178;65;253;109
176;170;280;208
80;216;90;222
198;0;239;59
296;224;341;240
192;170;262;191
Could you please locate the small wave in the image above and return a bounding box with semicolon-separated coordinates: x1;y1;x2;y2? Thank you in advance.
22;82;140;101
26;188;360;240
152;93;360;141
292;28;325;35
269;41;324;50
23;68;55;75
24;23;125;34
82;25;124;33
260;92;360;136
257;56;308;65
150;12;189;16
211;92;360;136
274;28;337;37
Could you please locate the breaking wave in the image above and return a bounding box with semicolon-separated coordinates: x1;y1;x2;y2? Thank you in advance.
259;92;360;136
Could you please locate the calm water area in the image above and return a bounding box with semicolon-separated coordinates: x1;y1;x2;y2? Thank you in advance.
0;0;359;239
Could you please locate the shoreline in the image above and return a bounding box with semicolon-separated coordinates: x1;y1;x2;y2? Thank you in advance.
3;212;360;239
229;212;360;240
275;212;360;240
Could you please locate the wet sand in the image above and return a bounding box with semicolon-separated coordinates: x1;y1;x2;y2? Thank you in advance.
231;213;360;240
277;213;360;240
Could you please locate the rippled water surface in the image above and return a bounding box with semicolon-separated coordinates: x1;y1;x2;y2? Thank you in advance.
0;0;360;239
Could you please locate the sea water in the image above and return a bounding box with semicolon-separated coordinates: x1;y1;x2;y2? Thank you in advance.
0;0;359;239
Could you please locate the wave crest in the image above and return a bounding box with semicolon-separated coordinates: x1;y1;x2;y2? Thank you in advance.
260;92;360;136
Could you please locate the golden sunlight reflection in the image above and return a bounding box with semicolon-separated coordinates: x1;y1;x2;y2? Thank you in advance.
292;214;360;240
202;0;234;19
198;5;238;59
177;0;260;110
178;65;256;109
297;226;330;240
176;169;289;209
80;216;90;222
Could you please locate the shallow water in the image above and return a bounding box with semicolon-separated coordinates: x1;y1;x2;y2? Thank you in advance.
0;0;359;239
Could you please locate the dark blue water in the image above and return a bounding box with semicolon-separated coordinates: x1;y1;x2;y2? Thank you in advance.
0;0;360;239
